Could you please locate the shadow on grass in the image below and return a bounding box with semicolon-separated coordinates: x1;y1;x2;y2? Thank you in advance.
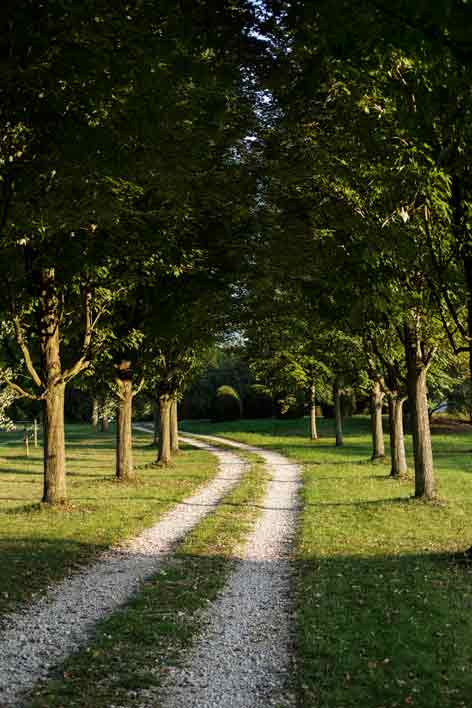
0;468;111;479
296;550;472;707
306;496;411;508
4;546;472;708
0;536;106;617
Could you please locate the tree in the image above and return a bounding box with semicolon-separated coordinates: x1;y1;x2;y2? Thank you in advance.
0;0;261;502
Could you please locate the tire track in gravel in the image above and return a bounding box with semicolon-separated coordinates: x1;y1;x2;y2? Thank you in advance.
0;434;247;707
158;433;301;708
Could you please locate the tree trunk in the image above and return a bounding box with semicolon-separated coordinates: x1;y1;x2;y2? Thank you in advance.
405;332;435;499
42;381;66;504
115;361;134;481
40;268;67;505
153;399;160;446
170;396;179;453
91;398;99;430
370;379;385;461
101;415;109;432
334;377;343;446
309;382;318;440
388;395;408;478
158;394;172;465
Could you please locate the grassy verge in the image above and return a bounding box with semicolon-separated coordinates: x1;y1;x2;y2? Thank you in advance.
0;424;217;617
182;416;472;708
25;455;268;708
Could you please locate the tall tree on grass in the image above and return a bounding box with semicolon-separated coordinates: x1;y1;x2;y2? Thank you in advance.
259;0;462;498
0;0;260;503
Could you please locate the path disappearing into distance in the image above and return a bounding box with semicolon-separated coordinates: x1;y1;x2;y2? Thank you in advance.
0;430;301;708
158;433;301;708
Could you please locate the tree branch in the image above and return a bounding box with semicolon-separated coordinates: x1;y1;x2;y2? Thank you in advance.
63;290;100;383
132;375;146;399
12;316;43;388
5;380;40;400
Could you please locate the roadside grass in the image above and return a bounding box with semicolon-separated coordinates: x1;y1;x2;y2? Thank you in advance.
183;416;472;708
0;424;217;617
24;456;268;708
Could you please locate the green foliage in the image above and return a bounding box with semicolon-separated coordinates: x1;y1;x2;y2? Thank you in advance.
213;384;242;422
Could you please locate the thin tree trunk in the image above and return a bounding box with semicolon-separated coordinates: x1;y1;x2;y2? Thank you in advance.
405;332;435;499
170;396;179;453
91;398;99;430
309;382;318;440
388;395;408;478
101;415;109;432
334;376;343;446
115;361;134;481
153;399;160;446
370;379;385;461
40;268;67;505
158;394;172;465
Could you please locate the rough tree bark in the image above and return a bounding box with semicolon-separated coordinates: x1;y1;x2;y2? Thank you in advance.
11;267;95;505
42;379;66;504
115;360;134;481
39;268;67;504
170;396;179;454
405;326;435;499
158;394;172;465
309;382;318;440
388;394;407;478
370;379;385;462
334;376;343;446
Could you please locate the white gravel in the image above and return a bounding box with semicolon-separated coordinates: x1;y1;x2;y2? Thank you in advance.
0;434;247;707
158;433;301;708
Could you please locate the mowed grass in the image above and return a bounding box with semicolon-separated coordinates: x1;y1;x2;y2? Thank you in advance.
182;416;472;708
0;424;217;617
25;456;269;708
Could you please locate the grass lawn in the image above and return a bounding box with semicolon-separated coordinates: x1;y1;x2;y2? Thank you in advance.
24;455;269;708
0;424;218;618
182;415;472;708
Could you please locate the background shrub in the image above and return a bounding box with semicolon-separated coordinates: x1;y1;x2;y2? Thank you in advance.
213;385;242;421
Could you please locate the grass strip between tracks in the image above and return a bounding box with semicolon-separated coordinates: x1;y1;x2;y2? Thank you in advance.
24;452;268;708
182;416;472;708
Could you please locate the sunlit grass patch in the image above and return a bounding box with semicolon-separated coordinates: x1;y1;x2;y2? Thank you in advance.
0;424;217;617
183;415;472;707
24;456;268;708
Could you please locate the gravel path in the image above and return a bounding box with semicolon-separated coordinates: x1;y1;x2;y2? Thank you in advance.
0;435;247;707
158;433;301;708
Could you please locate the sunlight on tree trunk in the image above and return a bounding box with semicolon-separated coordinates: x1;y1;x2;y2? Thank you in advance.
370;379;385;462
388;395;407;478
42;382;66;504
170;397;179;453
40;268;67;505
405;332;435;499
115;361;134;481
158;394;172;465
